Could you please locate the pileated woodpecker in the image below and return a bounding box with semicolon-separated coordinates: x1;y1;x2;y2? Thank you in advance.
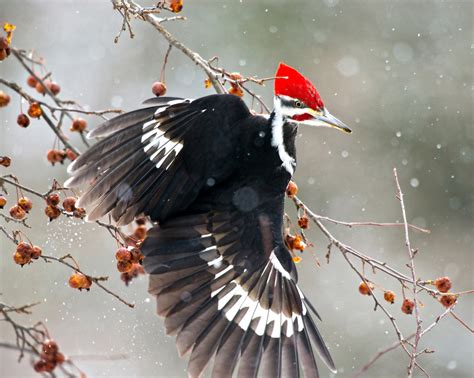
65;62;350;377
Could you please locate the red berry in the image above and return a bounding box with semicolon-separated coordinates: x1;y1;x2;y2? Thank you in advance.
48;81;61;95
151;81;167;97
45;205;61;221
0;156;11;167
130;249;144;264
17;113;30;128
35;81;47;95
115;247;132;262
17;196;33;212
27;75;38;88
30;245;42;259
33;360;47;372
55;352;65;364
0;36;8;50
46;193;60;206
298;216;309;229
17;241;33;257
384;290;396;304
65;148;77;161
70;118;87;132
62;197;77;212
9;204;26;220
117;259;133;273
286;181;298;198
42;339;59;355
73;207;86;219
401;298;415;314
27;102;42;118
0;49;7;61
434;276;452;293
439;294;457;308
358;281;374;296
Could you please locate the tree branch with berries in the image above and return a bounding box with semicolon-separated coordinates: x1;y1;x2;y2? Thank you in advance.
1;2;473;377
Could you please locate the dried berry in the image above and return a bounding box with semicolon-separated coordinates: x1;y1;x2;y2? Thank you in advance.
434;276;452;293
169;0;183;13
70;118;87;133
286;180;298;198
65;148;77;161
9;204;26;220
229;85;244;97
13;251;30;266
298;216;309;229
151;81;167;97
46;193;61;206
43;360;57;373
17;196;33;212
0;156;11;167
0;195;6;209
401;298;415;314
27;102;42;118
133;225;147;240
130;249;144;264
358;281;374;296
48;81;61;96
0;90;10;107
30;245;42;259
292;235;307;251
73;207;86;219
115;247;132;262
17;241;32;256
45;205;61;221
26;75;38;88
68;272;92;290
42;339;59;355
117;259;133;273
33;360;47;373
439;294;457;308
17;113;30;128
62;196;77;212
121;263;145;286
384;290;396;304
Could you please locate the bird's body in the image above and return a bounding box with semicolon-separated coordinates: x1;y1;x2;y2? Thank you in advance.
66;63;350;377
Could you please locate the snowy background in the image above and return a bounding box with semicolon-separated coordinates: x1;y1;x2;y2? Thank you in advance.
1;0;473;377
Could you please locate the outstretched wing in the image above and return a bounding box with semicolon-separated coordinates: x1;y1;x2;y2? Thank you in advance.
142;194;336;378
65;95;251;225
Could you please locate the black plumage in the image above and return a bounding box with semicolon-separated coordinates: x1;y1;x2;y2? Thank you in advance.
66;94;336;377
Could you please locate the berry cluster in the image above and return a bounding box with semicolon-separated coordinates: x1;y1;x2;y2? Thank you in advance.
116;246;145;285
26;74;61;96
13;241;42;266
33;340;65;373
44;193;85;221
432;276;457;308
46;148;77;165
9;196;33;221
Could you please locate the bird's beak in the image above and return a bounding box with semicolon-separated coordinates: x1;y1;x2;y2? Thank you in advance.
303;108;352;134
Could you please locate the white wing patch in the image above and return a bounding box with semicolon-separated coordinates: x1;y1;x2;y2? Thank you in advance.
271;97;296;175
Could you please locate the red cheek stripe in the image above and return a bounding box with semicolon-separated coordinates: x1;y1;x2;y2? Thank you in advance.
293;113;313;121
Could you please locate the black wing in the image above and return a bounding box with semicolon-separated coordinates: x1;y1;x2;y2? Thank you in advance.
65;95;250;225
142;193;336;378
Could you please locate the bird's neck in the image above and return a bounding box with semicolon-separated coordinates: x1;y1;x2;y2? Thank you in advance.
270;99;297;176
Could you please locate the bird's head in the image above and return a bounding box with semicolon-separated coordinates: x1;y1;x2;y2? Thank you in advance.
273;62;351;133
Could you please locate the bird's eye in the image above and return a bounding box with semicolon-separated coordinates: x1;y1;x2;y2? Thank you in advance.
294;100;303;108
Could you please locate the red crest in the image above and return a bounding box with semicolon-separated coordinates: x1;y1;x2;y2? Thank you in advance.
274;63;324;111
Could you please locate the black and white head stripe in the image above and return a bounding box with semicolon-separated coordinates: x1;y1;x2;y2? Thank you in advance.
64;97;197;225
142;209;336;377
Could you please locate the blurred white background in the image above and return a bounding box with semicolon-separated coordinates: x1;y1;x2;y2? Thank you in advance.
0;0;473;377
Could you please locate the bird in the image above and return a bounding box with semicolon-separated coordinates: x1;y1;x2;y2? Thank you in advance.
65;62;351;377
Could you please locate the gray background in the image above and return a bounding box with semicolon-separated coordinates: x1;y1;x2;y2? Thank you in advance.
0;0;473;377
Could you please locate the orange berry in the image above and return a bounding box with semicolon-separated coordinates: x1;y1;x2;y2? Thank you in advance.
204;78;212;89
46;193;61;206
65;148;77;161
0;49;7;61
401;298;415;314
130;249;144;264
44;205;61;221
133;225;147;240
0;90;10;107
35;81;47;95
26;75;38;88
384;290;396;304
434;276;452;293
286;181;298;198
16;241;33;257
9;204;26;220
292;256;302;263
169;0;183;13
292;235;307;251
42;339;59;355
115;247;132;262
70;118;87;132
48;81;61;96
0;195;6;209
229;85;244;97
73;207;86;219
298;216;309;229
0;156;11;167
13;251;31;266
0;37;8;50
27;102;42;118
17;113;30;128
30;245;42;259
151;81;167;97
285;234;296;250
62;197;77;212
229;72;243;81
68;272;92;290
117;259;133;273
55;352;65;364
439;294;457;308
358;281;374;296
17;196;33;212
